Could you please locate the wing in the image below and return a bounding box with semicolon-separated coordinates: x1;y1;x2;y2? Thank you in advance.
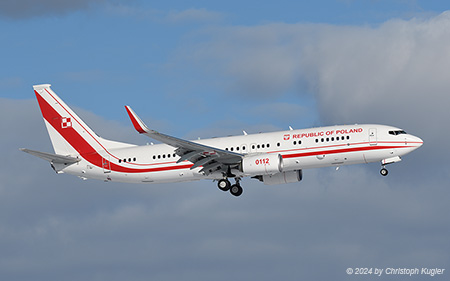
125;106;243;175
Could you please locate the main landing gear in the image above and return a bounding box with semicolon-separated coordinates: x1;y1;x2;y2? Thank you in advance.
217;178;243;197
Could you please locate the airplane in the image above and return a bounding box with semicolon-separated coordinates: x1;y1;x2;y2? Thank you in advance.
21;84;423;197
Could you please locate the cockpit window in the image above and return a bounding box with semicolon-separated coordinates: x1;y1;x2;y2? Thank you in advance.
389;130;407;135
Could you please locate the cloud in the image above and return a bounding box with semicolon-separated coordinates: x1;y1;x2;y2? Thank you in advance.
0;0;106;19
182;12;450;174
185;24;305;98
2;90;450;280
185;12;450;120
251;102;311;124
2;12;450;278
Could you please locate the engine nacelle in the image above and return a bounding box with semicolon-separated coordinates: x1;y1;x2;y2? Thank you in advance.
262;170;303;185
241;154;283;175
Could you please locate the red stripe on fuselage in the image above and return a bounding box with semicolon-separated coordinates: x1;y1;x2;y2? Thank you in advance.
282;145;413;159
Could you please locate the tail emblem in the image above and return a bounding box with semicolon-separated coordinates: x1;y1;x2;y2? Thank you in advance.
61;117;72;129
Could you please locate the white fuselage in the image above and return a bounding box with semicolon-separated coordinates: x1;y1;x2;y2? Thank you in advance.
62;124;423;183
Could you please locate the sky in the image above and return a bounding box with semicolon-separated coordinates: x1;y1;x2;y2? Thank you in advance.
1;0;450;280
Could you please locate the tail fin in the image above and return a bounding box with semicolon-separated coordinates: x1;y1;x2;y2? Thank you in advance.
33;84;131;157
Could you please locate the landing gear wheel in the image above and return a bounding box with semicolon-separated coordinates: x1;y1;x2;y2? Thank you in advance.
380;168;388;176
230;184;243;197
217;179;231;191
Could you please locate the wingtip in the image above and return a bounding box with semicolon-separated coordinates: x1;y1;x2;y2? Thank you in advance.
124;105;149;134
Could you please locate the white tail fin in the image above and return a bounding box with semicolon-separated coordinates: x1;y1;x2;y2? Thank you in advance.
33;84;132;157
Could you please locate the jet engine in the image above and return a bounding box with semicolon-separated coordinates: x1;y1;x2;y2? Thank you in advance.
261;170;303;185
241;154;283;175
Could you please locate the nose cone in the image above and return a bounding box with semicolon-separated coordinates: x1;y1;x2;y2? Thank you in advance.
411;135;423;148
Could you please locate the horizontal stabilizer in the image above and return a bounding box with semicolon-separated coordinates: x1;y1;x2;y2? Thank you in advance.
20;148;80;164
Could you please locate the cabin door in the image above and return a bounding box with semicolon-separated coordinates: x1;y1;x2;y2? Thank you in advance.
369;128;377;146
102;155;111;173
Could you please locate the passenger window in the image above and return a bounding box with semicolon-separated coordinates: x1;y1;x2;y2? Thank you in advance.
133;157;136;161
262;144;265;148
277;142;280;147
119;159;122;163
257;144;260;149
267;143;270;148
347;136;350;140
293;141;297;145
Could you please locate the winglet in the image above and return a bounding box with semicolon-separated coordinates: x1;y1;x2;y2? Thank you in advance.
125;106;150;134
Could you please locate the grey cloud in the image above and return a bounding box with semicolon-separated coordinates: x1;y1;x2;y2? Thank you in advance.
184;12;450;174
186;13;450;123
186;24;304;98
250;102;311;124
0;0;105;19
1;97;449;280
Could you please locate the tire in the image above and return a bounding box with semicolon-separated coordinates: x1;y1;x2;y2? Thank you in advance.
218;179;231;191
230;184;243;197
380;168;388;176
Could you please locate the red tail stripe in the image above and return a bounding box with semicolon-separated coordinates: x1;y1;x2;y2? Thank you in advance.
35;90;193;173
